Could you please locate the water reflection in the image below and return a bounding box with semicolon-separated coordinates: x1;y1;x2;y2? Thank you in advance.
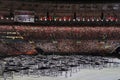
0;54;120;80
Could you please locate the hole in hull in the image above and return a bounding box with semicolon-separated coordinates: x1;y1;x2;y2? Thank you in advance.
34;47;44;54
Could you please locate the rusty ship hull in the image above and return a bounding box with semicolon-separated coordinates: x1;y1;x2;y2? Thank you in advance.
0;25;120;56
